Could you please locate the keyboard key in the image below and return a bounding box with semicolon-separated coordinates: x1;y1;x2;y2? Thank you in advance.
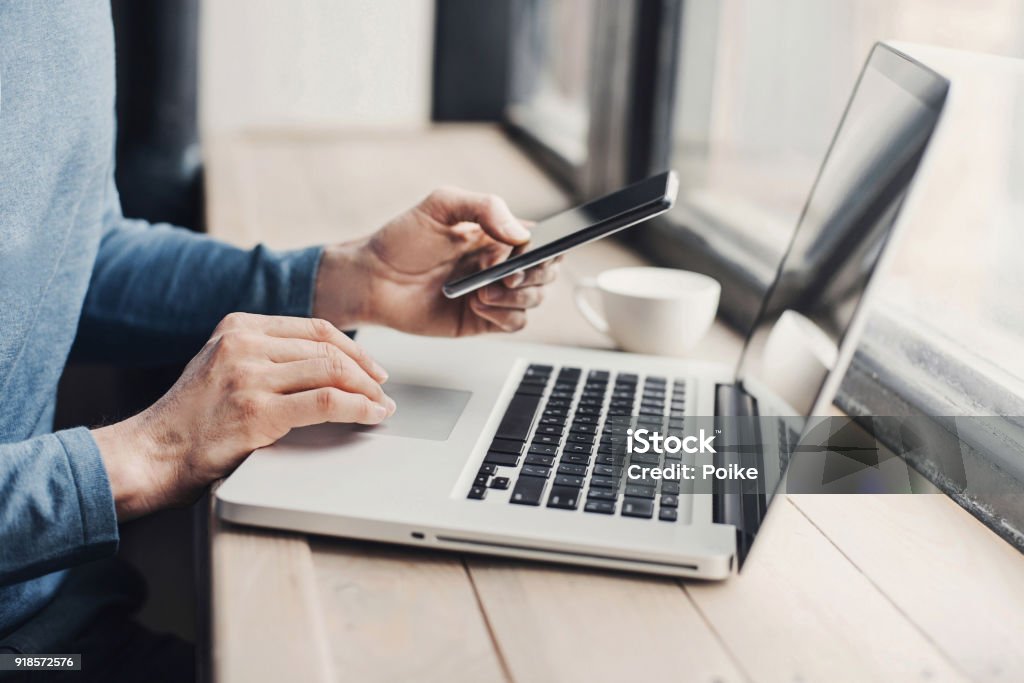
527;364;554;375
528;443;559;456
510;476;545;505
532;434;560;446
587;488;618;501
474;473;490;487
584;500;616;514
594;454;625;467
554;474;585;488
478;464;497;475
588;370;610;381
569;423;597;435
540;416;567;426
561;453;591;465
661;494;679;508
662;482;681;495
516;383;546;396
627;475;657;488
524;453;556;467
659;508;679;522
624;485;656;499
547;486;580;509
536;425;564;436
490;476;511;490
593;464;622;478
621;497;654;518
467;486;487;500
489;438;525;455
566;432;595;444
589;476;619;489
557;463;588;476
521;464;552;478
573;414;599;425
484;451;519;467
495;393;542;441
564;443;593;455
630;453;660;465
543;407;569;418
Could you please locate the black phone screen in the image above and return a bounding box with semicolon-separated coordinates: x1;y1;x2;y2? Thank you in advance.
442;171;677;298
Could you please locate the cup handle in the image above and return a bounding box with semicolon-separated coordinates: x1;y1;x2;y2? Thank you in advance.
574;278;610;335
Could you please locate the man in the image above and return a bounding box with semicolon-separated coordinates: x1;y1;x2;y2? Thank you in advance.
0;2;558;678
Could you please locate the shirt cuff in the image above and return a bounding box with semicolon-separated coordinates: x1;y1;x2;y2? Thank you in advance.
55;428;119;555
278;245;325;318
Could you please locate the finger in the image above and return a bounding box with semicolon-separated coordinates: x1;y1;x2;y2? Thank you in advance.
259;336;328;363
426;187;531;246
469;296;528;332
266;357;395;414
477;284;544;310
222;315;388;383
272;388;390;427
503;259;560;288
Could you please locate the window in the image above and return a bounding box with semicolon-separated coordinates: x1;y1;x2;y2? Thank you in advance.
656;0;1024;545
501;0;1024;543
505;0;659;197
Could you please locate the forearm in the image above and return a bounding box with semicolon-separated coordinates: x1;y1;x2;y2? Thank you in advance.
74;217;324;365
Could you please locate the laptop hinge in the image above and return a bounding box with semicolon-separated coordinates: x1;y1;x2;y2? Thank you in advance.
713;383;766;567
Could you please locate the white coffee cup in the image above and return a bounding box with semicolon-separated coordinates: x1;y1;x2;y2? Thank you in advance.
573;267;721;356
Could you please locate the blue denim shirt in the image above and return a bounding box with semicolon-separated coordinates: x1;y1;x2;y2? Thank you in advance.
0;2;322;634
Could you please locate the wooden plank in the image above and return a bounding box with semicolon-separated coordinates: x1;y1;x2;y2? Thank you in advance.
467;559;746;683
684;497;970;683
790;494;1024;682
210;514;334;682
308;540;507;683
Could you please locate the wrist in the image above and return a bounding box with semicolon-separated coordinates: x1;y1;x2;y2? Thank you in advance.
313;239;378;328
92;412;172;521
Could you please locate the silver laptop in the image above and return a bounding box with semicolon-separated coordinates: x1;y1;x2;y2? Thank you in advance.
217;44;948;579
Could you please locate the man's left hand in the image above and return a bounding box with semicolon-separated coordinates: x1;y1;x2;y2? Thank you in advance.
313;187;560;336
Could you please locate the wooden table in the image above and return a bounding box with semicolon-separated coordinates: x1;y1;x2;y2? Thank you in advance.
203;125;1024;683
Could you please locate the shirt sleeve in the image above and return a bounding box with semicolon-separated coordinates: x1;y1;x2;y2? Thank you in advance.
0;429;119;587
71;174;324;365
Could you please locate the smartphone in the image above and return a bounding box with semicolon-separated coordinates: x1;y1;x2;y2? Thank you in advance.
442;171;679;298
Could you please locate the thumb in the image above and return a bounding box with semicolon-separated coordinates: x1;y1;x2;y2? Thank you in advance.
425;187;531;245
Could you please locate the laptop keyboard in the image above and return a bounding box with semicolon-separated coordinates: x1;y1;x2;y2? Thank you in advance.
466;364;691;522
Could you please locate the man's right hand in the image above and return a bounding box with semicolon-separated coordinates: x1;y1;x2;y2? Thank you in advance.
92;312;395;520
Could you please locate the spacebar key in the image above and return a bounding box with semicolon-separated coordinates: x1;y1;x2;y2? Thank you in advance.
495;393;542;441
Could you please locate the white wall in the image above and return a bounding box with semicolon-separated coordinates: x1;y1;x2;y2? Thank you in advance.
200;0;436;133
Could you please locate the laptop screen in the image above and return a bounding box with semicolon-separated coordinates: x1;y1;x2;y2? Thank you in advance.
733;43;948;423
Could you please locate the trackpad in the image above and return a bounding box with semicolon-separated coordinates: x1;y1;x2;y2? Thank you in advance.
355;382;471;441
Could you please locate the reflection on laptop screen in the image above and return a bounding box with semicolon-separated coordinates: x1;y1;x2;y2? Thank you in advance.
735;44;948;425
